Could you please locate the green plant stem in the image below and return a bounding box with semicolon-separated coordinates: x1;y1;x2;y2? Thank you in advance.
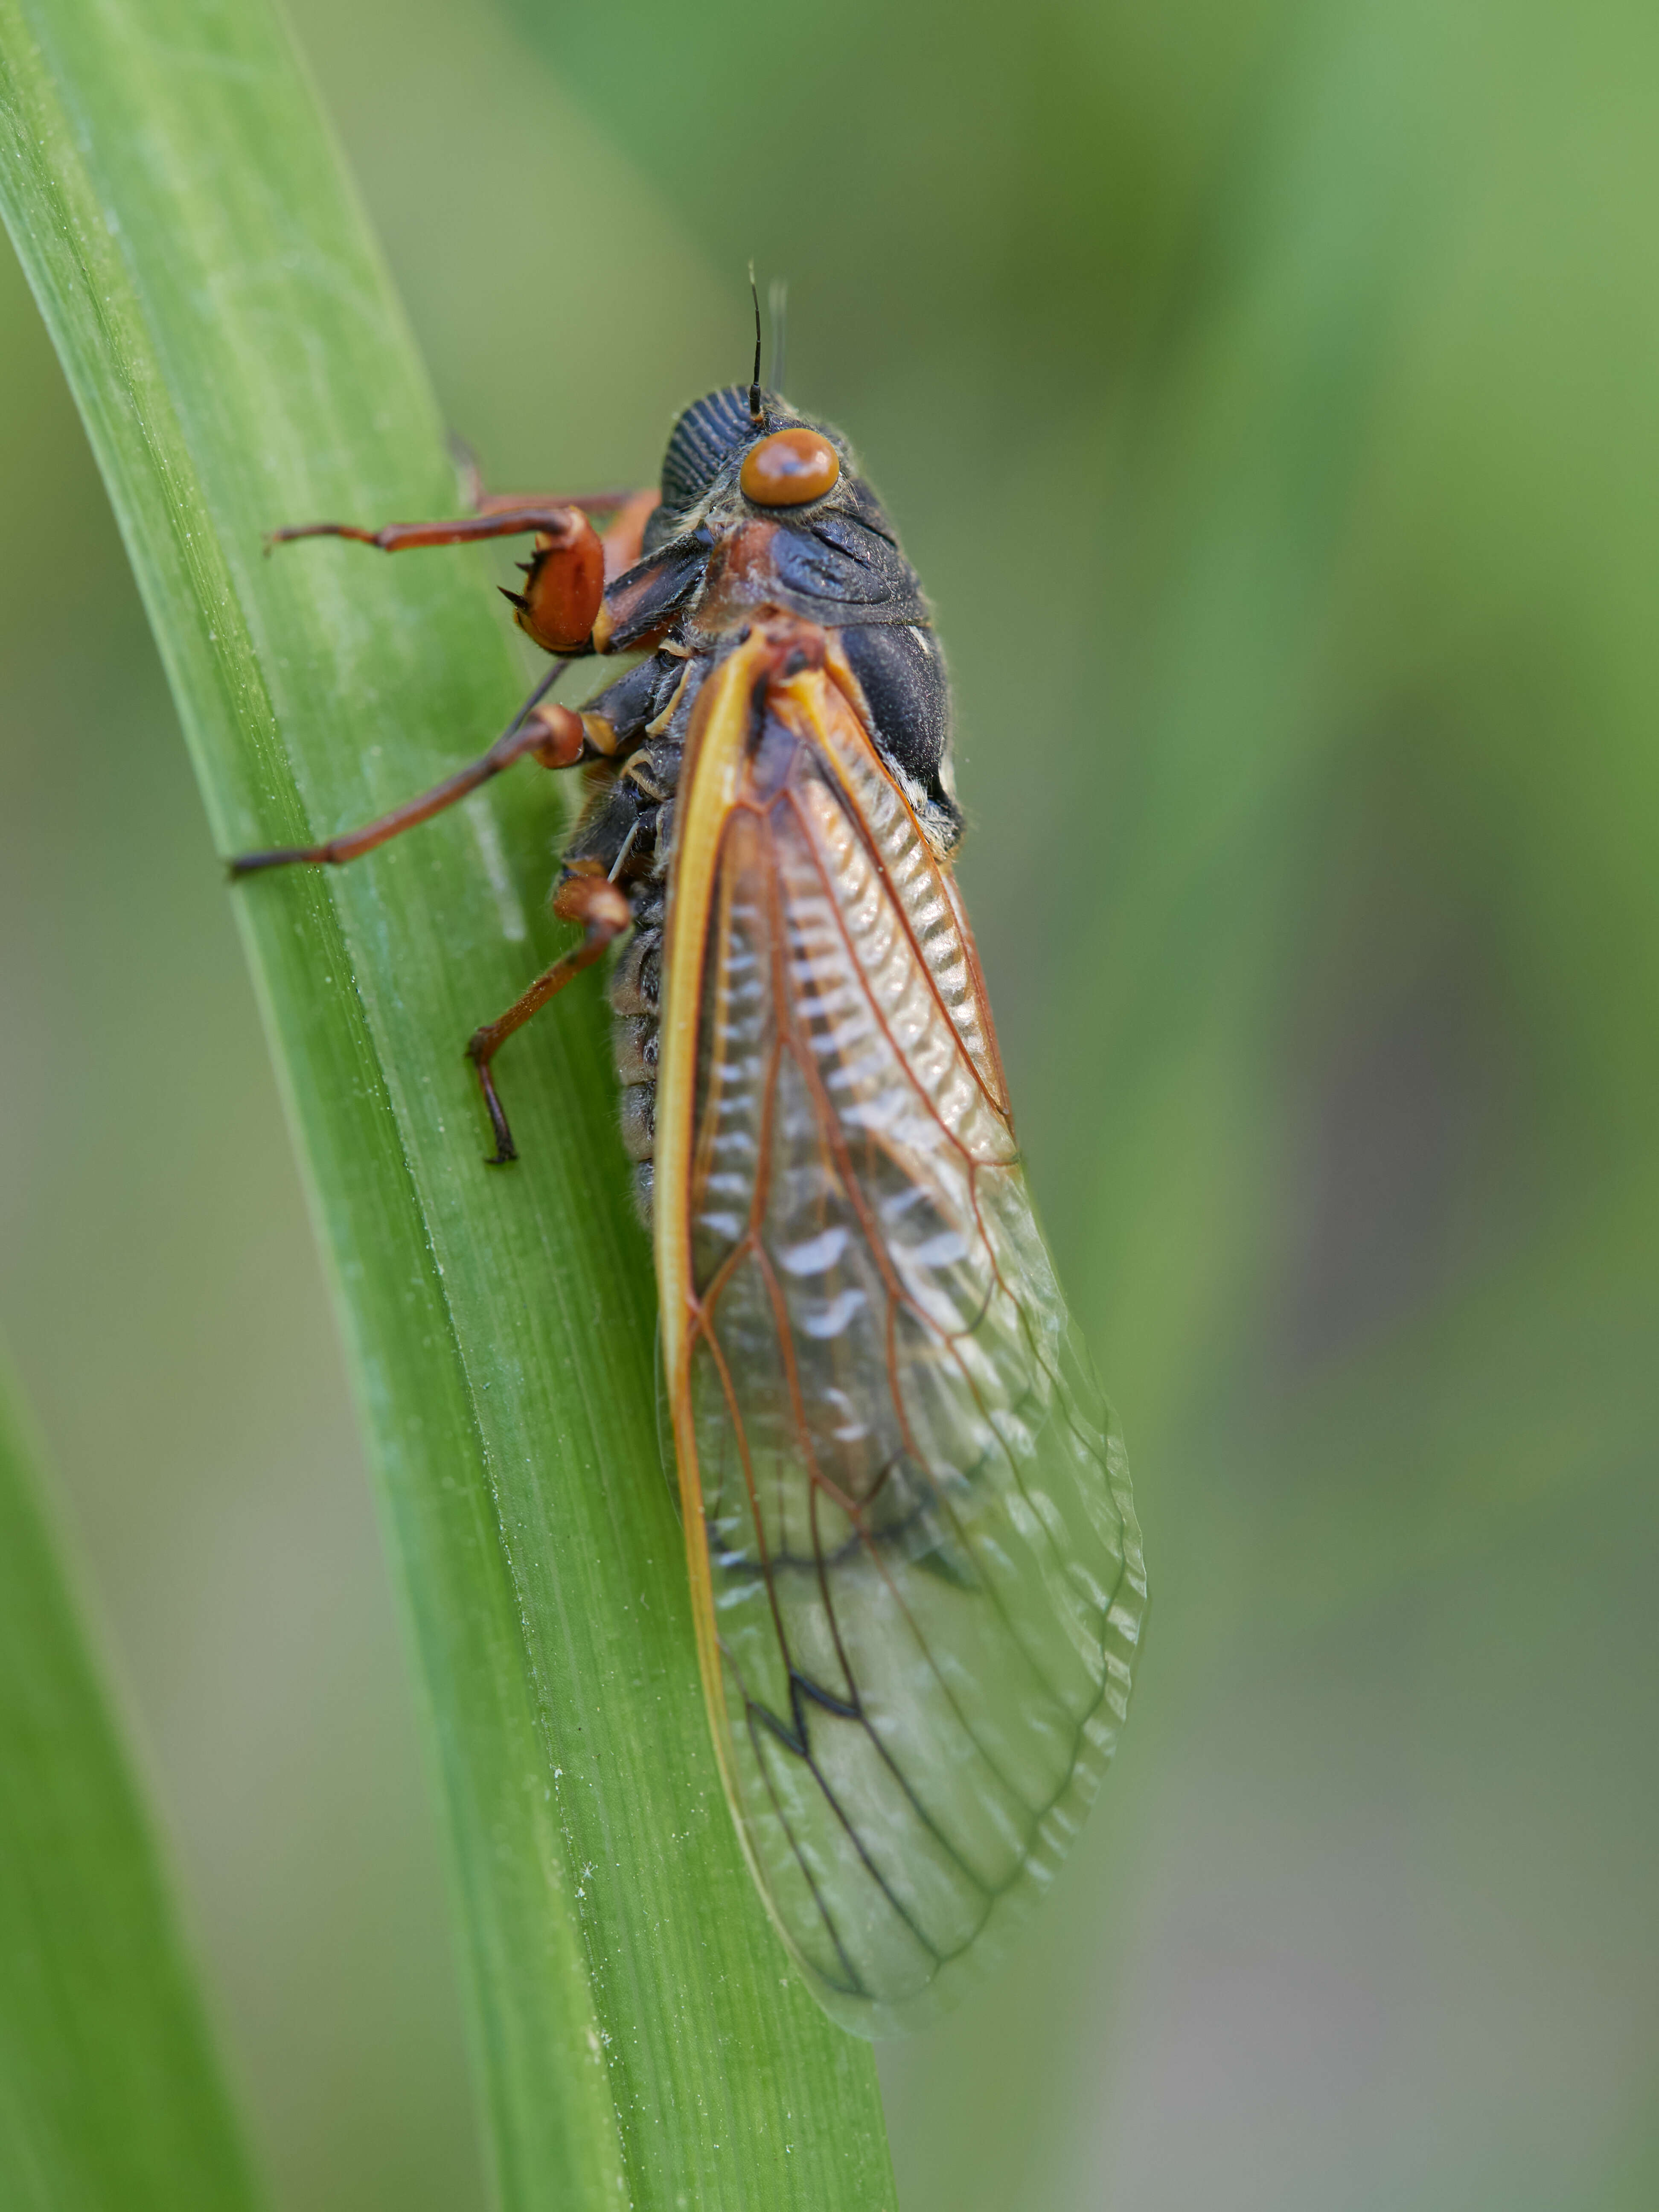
0;1342;264;2212
0;1;894;2205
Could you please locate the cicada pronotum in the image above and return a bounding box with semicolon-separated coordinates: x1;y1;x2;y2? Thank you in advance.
234;329;1147;2036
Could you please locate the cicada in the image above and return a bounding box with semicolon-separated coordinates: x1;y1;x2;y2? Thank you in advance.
235;345;1147;2037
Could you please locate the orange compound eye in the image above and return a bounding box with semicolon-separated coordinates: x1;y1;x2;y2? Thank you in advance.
739;428;841;507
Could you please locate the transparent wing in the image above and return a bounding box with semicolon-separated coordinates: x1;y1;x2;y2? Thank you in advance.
664;638;1146;2037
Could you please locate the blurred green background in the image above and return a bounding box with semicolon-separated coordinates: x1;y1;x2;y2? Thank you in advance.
3;0;1657;2204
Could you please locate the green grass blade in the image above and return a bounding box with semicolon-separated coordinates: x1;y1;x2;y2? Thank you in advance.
0;1342;264;2212
0;3;894;2206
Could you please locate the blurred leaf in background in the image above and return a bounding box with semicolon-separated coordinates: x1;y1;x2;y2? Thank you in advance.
3;0;1656;2206
0;1342;261;2211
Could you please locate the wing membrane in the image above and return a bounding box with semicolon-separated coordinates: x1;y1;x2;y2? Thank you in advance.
658;626;1145;2035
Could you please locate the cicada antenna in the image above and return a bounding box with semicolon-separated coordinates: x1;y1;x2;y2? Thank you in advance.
768;276;789;398
748;260;764;425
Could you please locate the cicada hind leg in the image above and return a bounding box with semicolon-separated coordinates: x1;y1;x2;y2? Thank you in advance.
231;467;664;1161
463;874;633;1165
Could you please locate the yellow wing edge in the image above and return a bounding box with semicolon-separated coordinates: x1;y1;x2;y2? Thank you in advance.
655;630;756;1825
657;618;904;1977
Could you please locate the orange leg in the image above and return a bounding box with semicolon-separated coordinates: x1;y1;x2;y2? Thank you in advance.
469;485;659;579
227;675;585;875
595;488;661;579
269;485;657;567
448;434;634;524
266;501;604;554
268;486;660;653
447;443;658;579
465;875;633;1164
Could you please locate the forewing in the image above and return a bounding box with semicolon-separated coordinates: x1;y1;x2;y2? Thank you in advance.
659;632;1145;2037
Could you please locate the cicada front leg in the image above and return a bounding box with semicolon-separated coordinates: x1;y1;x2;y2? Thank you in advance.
463;484;661;585
271;501;604;655
238;470;663;875
267;480;659;653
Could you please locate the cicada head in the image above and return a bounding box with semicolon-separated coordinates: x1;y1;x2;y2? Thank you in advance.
644;385;896;555
629;382;959;854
